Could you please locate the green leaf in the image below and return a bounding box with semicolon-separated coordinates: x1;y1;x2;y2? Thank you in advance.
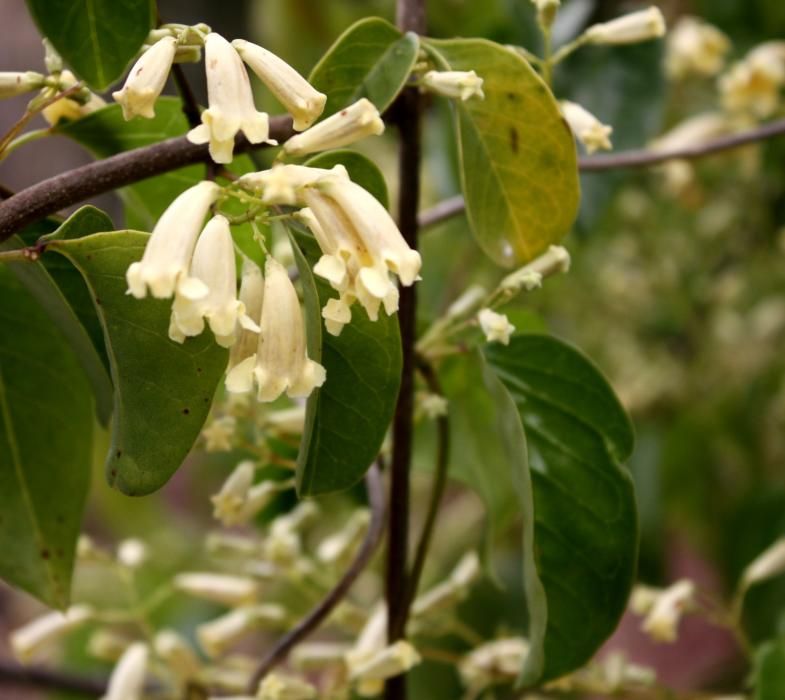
305;150;389;208
425;38;580;267
25;0;154;90
289;227;402;495
2;208;114;423
754;640;785;700
309;17;419;117
50;232;229;496
0;265;93;608
485;333;637;684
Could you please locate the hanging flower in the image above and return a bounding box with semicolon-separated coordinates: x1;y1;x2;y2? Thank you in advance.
187;33;275;163
126;180;220;299
585;7;666;46
230;258;265;368
283;98;384;157
168;214;259;347
103;643;148;700
422;70;485;101
225;258;326;402
561;100;613;154
112;37;177;120
232;39;327;131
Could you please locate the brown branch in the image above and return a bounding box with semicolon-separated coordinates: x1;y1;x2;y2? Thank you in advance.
403;357;450;618
0;659;106;697
0;116;294;243
386;4;427;700
417;116;785;229
246;462;386;693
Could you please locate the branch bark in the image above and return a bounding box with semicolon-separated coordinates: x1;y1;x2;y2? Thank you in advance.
418;117;785;229
0;116;294;243
246;462;386;693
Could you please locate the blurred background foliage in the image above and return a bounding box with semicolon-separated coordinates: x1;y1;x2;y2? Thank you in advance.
3;0;785;697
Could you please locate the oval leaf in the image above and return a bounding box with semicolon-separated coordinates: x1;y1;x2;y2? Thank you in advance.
25;0;154;90
485;333;637;684
309;17;419;117
289;227;402;496
0;265;93;608
425;38;580;267
51;232;228;496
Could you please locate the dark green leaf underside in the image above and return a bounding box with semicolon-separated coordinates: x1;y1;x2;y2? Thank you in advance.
0;266;93;608
52;232;228;496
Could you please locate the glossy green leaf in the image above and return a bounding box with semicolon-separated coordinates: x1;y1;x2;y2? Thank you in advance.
0;265;93;608
289;228;402;496
305;150;389;208
754;640;785;700
51;232;228;496
2;208;114;423
25;0;154;90
425;38;580;267
485;333;637;684
309;17;419;117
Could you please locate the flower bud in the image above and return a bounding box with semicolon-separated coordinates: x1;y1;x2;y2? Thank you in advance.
87;630;132;662
478;308;515;345
317;510;371;565
117;538;148;568
232;39;326;131
174;572;259;606
0;71;44;99
10;605;93;663
112;37;177;120
531;0;561;28
103;642;148;700
585;7;666;46
640;579;695;643
154;629;200;680
742;538;785;590
257;672;318;699
422;70;485;101
198;605;286;658
283;98;384;157
561;100;613;154
349;641;421;696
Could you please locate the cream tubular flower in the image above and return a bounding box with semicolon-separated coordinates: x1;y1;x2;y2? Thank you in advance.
198;605;286;658
169;215;259;347
350;641;421;697
238;164;348;206
720;43;785;118
257;673;318;699
640;579;695;643
154;630;200;680
173;572;259;606
41;70;106;126
112;37;177;119
585;7;666;46
478;308;515;345
187;33;273;163
0;71;44;98
232;39;326;131
11;605;93;663
126;181;220;299
666;16;730;79
103;642;148;700
230;259;265;368
561;101;613;154
283;98;384;157
225;258;326;402
422;70;485;101
211;460;255;525
741;537;785;589
316;176;422;287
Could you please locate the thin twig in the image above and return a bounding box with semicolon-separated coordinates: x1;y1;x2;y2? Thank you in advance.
245;462;386;693
0;116;294;243
402;357;450;619
417;116;785;229
170;63;202;129
0;659;106;697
